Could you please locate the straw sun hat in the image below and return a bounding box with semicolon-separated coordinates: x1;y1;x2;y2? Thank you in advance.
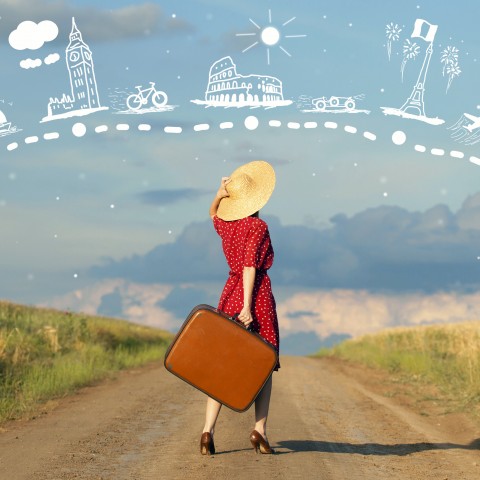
216;160;276;221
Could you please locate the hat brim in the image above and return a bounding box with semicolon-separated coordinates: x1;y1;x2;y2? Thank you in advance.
217;161;275;221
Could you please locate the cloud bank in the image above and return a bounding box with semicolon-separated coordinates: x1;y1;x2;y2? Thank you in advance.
91;192;480;293
44;280;480;352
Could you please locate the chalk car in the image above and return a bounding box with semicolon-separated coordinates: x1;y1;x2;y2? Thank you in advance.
312;96;356;111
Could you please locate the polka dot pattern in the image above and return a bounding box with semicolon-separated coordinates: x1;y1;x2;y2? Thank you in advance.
213;215;280;370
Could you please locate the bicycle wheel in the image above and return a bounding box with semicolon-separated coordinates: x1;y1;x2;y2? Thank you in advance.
127;94;142;111
152;91;168;108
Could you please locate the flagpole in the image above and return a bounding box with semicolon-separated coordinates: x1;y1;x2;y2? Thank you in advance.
400;19;437;118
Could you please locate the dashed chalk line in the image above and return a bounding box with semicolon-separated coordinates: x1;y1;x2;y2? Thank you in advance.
269;120;281;127
193;123;210;132
431;148;445;156
164;126;182;134
44;132;60;141
4;115;478;167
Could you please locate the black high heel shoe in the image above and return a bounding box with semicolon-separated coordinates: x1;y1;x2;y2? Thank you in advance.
250;430;275;454
200;432;215;455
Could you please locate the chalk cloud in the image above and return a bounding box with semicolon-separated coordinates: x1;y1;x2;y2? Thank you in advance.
44;53;60;65
19;58;42;69
9;20;58;50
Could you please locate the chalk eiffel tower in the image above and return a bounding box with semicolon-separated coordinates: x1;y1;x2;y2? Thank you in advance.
400;42;433;117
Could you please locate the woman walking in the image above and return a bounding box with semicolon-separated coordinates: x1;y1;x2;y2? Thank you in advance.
201;160;280;456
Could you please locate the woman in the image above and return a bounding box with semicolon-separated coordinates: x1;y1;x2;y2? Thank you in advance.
200;160;280;456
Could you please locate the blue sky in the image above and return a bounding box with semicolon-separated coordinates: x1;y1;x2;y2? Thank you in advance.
1;0;480;352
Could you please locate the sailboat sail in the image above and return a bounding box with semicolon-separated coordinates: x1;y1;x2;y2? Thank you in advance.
0;109;13;135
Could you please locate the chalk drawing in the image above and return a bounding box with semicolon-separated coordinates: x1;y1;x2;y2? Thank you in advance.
4;114;478;168
109;83;176;114
440;46;461;93
9;20;61;70
385;23;402;61
401;39;420;82
41;18;108;123
236;9;306;65
299;94;370;114
191;56;292;108
9;20;58;50
448;113;480;146
381;19;445;126
0;109;20;137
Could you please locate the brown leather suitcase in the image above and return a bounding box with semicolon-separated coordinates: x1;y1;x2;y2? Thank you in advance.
164;304;278;412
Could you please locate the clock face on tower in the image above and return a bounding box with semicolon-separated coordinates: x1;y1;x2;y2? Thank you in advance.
85;51;91;60
69;51;80;62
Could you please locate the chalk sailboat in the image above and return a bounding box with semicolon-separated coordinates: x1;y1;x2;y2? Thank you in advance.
0;110;18;137
0;110;13;135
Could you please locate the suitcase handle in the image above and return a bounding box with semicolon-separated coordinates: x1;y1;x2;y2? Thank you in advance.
232;313;253;332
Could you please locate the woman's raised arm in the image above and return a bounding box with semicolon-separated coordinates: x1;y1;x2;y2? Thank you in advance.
209;177;231;219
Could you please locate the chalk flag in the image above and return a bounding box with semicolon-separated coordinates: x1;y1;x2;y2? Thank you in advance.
411;19;438;43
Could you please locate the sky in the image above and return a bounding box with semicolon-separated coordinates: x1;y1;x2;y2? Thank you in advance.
1;0;480;354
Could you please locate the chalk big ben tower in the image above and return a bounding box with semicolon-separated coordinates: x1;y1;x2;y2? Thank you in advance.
66;17;100;110
43;17;107;121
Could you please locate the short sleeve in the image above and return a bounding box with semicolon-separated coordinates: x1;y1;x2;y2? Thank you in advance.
244;220;269;268
212;215;225;238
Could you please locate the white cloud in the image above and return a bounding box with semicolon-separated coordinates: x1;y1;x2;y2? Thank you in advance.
44;52;60;65
43;279;179;331
19;58;42;69
277;289;480;339
42;279;480;342
9;20;58;50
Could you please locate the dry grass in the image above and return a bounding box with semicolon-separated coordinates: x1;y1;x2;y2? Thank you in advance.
0;300;173;423
317;321;480;414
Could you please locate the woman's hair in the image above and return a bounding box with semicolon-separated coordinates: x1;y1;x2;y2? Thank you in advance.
250;211;259;218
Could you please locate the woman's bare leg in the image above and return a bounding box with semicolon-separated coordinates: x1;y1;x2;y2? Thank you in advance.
203;397;222;435
253;376;272;439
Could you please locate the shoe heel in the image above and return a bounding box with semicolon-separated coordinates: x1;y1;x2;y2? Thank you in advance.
200;432;215;456
250;430;275;454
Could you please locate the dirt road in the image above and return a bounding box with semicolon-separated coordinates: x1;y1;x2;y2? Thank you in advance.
1;356;479;480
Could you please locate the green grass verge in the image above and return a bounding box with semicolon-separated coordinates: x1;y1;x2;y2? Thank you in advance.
316;321;480;412
0;301;173;423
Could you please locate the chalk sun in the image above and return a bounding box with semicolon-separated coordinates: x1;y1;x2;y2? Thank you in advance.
236;9;306;65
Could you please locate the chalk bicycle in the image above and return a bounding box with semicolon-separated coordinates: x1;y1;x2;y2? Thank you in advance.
127;82;168;110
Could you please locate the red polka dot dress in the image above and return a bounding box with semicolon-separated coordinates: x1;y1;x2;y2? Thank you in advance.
213;215;280;370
